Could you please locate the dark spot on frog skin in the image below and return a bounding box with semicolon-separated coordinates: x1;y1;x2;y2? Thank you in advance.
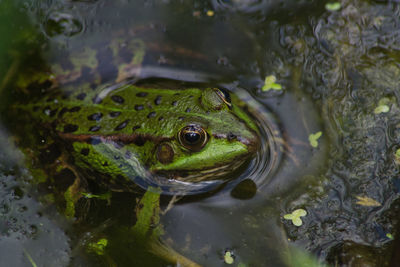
87;113;103;121
62;90;73;99
136;92;148;97
103;161;109;167
134;105;144;111
115;119;130;131
58;107;69;118
133;136;146;146
227;132;236;141
49;108;58;117
109;111;121;118
63;124;79;133
132;125;141;131
76;93;87;100
172;101;178;106
178;116;185;121
111;95;125;104
40;80;53;91
154;95;162;105
158;116;164;121
185;108;191;113
69;106;81;112
147;112;156;118
90;137;102;145
80;148;90;156
89;125;101;132
156;143;174;164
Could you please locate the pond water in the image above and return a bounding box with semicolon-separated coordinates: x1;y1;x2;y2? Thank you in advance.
1;0;400;266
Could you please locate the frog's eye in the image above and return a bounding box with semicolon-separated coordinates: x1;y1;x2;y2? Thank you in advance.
178;125;208;151
214;88;232;108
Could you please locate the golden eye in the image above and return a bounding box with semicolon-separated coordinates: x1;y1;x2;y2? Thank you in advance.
214;88;232;108
178;125;208;151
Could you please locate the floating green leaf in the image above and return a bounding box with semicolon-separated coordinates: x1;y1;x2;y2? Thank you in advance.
206;10;214;16
224;251;235;264
262;75;282;91
374;98;392;114
374;104;389;114
309;131;322;148
284;209;307;226
325;2;341;11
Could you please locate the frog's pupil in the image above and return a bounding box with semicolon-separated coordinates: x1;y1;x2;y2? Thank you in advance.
185;132;200;144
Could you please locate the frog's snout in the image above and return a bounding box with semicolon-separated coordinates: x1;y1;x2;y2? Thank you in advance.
245;132;261;154
232;130;260;155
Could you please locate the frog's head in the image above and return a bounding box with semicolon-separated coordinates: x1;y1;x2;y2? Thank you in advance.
150;87;260;181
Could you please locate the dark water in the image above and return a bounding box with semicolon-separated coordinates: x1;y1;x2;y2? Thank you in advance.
1;0;400;266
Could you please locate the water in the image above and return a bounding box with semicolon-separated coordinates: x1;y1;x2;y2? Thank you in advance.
1;0;400;266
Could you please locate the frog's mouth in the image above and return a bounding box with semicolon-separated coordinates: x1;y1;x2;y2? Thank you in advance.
154;157;249;183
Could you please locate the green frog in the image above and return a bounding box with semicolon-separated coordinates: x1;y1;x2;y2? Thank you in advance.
14;81;259;189
7;31;261;201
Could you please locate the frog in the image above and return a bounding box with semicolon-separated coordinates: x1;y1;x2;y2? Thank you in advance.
13;81;260;189
5;23;261;206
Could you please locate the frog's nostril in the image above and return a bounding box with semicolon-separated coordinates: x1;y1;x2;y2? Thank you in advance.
227;132;236;141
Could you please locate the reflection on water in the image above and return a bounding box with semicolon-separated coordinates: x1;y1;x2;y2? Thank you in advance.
1;0;400;266
0;127;70;267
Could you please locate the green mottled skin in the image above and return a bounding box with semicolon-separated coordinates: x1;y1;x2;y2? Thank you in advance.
17;83;259;184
